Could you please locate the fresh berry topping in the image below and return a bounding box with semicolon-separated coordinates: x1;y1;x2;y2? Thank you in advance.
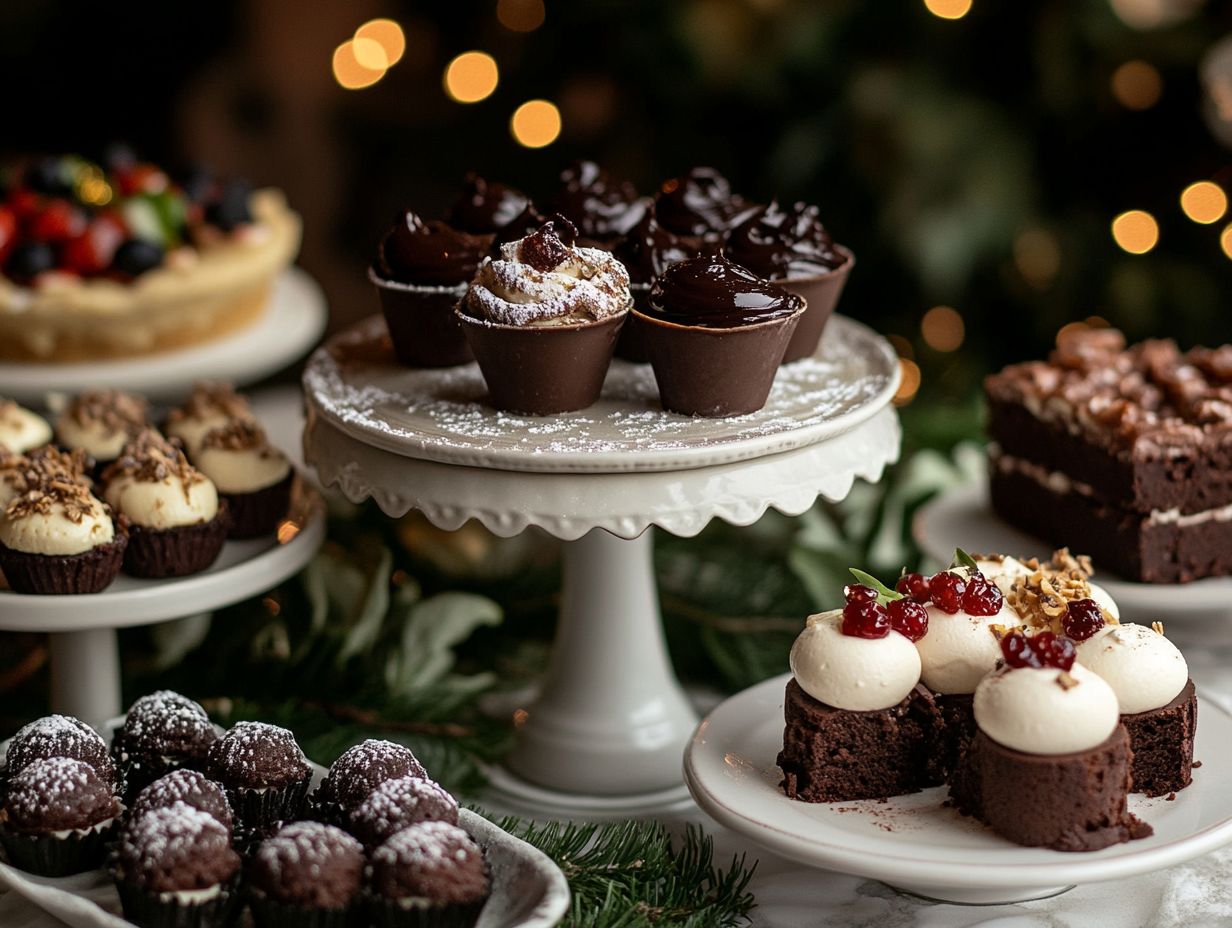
112;239;164;278
887;598;929;641
1062;599;1106;641
0;206;16;264
843;583;878;604
8;189;42;221
841;600;891;639
29;200;86;242
928;571;967;614
961;572;1004;616
895;572;931;603
4;241;56;283
62;218;125;276
1001;630;1076;671
115;163;169;197
205;181;252;231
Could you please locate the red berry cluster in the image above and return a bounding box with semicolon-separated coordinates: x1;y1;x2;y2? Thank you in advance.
840;584;929;641
894;569;1004;616
1000;630;1076;672
1061;598;1106;641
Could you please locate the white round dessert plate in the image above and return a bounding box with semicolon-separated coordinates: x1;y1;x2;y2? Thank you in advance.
0;724;571;928
915;481;1232;622
302;313;899;474
0;482;325;632
685;673;1232;905
0;267;327;405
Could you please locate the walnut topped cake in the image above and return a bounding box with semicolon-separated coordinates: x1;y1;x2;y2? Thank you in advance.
985;327;1232;582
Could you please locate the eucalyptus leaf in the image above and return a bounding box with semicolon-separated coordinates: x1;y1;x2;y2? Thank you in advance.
386;592;503;699
337;546;393;665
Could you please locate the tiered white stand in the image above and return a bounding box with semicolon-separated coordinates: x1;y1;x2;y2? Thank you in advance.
302;314;902;814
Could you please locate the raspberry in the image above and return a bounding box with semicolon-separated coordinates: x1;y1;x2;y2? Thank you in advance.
961;573;1004;616
1000;631;1076;671
1062;599;1106;641
928;571;967;614
843;584;878;604
841;600;891;639
28;199;86;243
895;572;931;603
887;599;929;641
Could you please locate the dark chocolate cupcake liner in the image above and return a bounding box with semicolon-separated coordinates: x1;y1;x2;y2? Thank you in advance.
0;817;118;877
371;269;473;368
115;756;200;806
364;891;487;928
220;472;294;539
0;532;127;595
225;774;312;835
778;245;854;364
123;505;229;579
249;890;361;928
113;872;242;928
304;793;350;830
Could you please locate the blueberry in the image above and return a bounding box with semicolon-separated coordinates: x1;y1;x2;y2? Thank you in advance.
4;242;57;283
181;164;215;204
101;143;137;172
112;239;164;277
24;158;73;197
205;181;252;231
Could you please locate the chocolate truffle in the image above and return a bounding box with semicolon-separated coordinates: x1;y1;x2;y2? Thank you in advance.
206;721;312;830
250;821;365;910
4;714;116;786
349;775;459;848
113;690;218;792
129;769;233;832
316;739;428;813
370;821;489;910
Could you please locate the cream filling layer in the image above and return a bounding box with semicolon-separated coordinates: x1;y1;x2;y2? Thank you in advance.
0;497;115;555
0;406;52;454
195;445;290;494
56;416;130;461
105;475;219;529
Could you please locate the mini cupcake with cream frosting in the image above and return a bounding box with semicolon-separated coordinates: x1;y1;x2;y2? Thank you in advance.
0;399;52;453
54;389;149;474
457;219;631;414
102;430;227;578
194;420;292;538
164;382;255;457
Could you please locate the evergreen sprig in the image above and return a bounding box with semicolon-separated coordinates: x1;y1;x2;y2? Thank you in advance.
490;815;756;928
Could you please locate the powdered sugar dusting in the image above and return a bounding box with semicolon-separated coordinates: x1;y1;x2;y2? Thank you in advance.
4;756;115;823
119;690;214;750
374;820;481;869
255;821;362;876
305;314;897;474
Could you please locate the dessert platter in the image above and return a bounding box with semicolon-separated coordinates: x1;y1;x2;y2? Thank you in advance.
0;692;570;928
303;165;898;814
0;151;324;403
0;384;325;729
685;549;1232;904
917;327;1232;622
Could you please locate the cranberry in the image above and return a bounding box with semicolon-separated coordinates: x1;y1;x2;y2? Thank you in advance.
841;600;891;639
28;200;86;243
887;599;929;641
843;584;878;604
8;189;42;222
0;206;15;265
115;163;169;197
895;572;931;603
961;573;1004;616
1000;631;1076;671
1062;599;1106;641
928;571;967;614
62;219;125;277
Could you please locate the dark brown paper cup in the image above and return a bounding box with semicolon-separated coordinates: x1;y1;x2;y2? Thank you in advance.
123;507;229;579
221;472;294;539
0;818;117;876
370;269;473;368
779;245;854;363
634;305;804;417
113;871;242;928
0;532;127;595
457;310;626;415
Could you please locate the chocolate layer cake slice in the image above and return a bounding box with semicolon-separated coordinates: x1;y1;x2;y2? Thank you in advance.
984;328;1232;583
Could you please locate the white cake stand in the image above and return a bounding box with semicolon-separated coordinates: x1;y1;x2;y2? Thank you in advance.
302;313;902;814
0;489;325;731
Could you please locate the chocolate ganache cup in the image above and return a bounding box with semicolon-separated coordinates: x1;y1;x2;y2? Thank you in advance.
544;160;648;249
370;211;487;367
612;209;703;362
654;166;758;242
634;251;804;417
457;219;631;415
445;173;532;235
726;200;853;363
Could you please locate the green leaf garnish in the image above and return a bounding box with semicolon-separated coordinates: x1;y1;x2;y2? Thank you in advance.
847;568;903;604
952;548;979;572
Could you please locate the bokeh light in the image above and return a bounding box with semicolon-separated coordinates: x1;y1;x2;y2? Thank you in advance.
355;19;405;66
333;40;386;90
921;306;965;352
1111;210;1159;254
1013;228;1061;289
924;0;972;20
1180;181;1228;224
497;0;546;32
894;359;922;405
1111;60;1163;110
444;51;499;103
352;36;389;71
1221;223;1232;260
510;99;562;147
887;334;915;360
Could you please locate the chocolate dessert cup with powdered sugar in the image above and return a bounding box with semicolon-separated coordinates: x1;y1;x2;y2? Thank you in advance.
457;219;631;415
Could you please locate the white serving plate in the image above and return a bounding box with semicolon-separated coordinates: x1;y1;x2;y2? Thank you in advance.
684;672;1232;905
915;481;1232;625
0;723;570;928
0;267;327;405
303;313;899;474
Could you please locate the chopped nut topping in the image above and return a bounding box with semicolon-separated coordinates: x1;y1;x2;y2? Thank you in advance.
63;390;148;435
1004;548;1118;634
1152;621;1165;635
165;382;251;428
1055;671;1079;691
5;476;101;524
201;419;269;452
2;445;91;497
102;429;207;501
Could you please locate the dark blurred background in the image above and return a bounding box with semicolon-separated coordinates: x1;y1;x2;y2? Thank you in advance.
3;0;1231;431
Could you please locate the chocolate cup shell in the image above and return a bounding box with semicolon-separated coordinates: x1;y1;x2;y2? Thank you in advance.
0;818;117;876
371;269;473;368
123;505;229;579
221;471;295;539
613;284;652;362
224;772;312;835
457;310;626;416
633;305;804;418
113;872;242;928
364;891;487;928
249;890;362;928
0;531;127;595
779;245;855;363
